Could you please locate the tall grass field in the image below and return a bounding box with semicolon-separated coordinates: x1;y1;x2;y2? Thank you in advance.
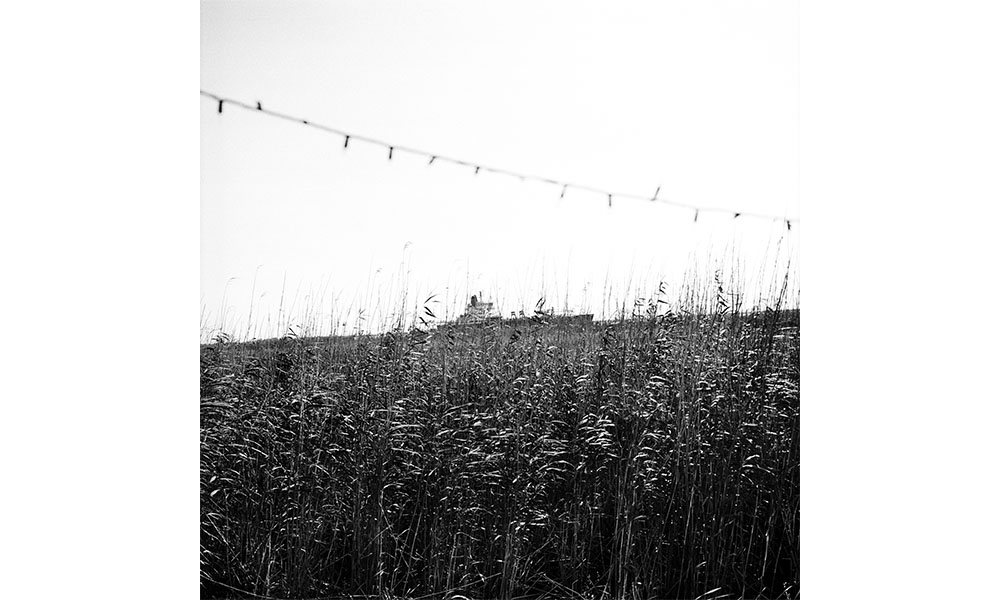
201;275;799;599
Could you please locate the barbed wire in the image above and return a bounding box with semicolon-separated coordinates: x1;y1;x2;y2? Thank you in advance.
202;90;798;227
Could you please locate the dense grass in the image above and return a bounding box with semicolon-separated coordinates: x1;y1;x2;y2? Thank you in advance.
201;283;799;599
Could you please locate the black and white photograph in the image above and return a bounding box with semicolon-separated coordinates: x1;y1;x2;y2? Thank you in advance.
5;2;999;600
200;2;798;598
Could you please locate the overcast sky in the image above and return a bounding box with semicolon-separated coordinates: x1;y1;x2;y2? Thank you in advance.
201;0;799;339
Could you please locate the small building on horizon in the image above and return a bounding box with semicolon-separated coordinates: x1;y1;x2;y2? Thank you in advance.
457;294;497;324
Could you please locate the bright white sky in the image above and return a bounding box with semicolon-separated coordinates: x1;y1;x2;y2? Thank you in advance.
201;0;799;339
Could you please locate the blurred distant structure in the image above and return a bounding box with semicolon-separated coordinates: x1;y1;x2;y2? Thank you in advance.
457;294;497;324
453;294;593;329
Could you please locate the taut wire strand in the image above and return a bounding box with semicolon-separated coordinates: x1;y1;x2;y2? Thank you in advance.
201;90;799;224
